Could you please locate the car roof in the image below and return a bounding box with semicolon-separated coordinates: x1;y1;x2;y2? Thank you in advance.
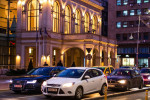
141;68;150;70
117;68;133;71
94;66;113;68
67;67;97;70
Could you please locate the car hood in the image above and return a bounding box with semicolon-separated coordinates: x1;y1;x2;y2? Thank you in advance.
107;75;131;80
141;73;150;76
13;75;51;80
46;77;79;84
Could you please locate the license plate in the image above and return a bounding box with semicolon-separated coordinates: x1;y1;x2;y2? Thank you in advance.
48;88;57;92
14;85;22;88
108;84;115;87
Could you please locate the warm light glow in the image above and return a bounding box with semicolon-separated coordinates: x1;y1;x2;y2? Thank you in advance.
82;9;86;16
90;13;94;19
62;2;66;9
29;48;32;54
54;50;56;56
98;17;102;23
72;5;77;13
39;0;43;4
41;55;47;66
18;0;22;4
49;0;54;6
47;55;50;66
16;55;21;68
22;0;25;6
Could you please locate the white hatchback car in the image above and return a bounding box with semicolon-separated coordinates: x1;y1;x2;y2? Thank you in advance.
41;67;107;99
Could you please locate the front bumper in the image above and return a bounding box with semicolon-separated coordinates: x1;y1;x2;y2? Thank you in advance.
41;86;75;97
10;83;41;92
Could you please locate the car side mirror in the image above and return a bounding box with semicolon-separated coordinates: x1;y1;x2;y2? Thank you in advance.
84;75;90;79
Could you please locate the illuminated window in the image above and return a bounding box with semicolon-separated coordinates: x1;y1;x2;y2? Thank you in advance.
117;0;121;5
137;0;141;3
123;10;128;16
123;22;128;28
64;6;71;34
53;2;59;32
137;9;141;15
75;10;81;33
122;58;134;66
130;10;135;16
123;0;128;5
144;0;149;3
28;0;39;31
92;16;97;34
84;13;89;33
116;22;121;28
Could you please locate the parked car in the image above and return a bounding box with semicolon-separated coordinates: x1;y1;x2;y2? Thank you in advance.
41;67;107;99
140;68;150;86
120;66;139;70
94;66;114;75
9;66;66;93
107;68;143;90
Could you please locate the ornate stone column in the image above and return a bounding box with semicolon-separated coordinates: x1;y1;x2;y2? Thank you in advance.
89;19;93;33
71;13;75;34
81;16;85;33
111;58;116;68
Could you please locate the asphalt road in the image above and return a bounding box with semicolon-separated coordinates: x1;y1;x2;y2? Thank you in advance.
0;88;149;100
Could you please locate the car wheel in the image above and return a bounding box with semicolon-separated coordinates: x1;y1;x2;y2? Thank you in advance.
44;95;52;98
125;83;130;91
139;82;143;89
13;90;21;93
99;84;107;95
75;87;83;100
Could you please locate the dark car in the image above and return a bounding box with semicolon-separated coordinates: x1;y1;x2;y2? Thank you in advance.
120;66;139;70
140;68;150;86
9;66;65;93
107;68;143;90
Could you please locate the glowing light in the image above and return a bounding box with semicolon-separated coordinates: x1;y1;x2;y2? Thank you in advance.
18;0;22;4
22;1;25;6
54;50;56;56
16;55;21;68
29;48;32;54
16;55;20;59
39;0;43;4
82;10;86;16
90;13;94;19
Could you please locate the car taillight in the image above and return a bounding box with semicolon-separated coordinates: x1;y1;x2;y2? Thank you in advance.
143;75;148;79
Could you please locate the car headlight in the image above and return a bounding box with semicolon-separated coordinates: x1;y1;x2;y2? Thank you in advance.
9;79;13;83
62;82;75;88
27;80;37;84
42;81;47;86
118;80;126;84
148;76;150;80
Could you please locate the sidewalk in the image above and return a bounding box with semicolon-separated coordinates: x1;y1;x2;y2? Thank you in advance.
0;79;10;91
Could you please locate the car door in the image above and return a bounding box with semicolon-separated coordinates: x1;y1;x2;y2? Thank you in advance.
81;69;95;93
135;70;142;86
92;69;103;91
130;70;138;88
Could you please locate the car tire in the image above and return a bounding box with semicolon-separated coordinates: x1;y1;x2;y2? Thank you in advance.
125;83;130;91
139;82;143;89
13;90;21;93
44;95;52;98
99;84;107;95
75;87;83;100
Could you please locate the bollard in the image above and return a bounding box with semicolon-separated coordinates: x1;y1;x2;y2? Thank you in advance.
145;90;148;100
104;86;107;100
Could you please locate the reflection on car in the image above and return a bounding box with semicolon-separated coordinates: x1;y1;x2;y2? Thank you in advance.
140;68;150;86
9;66;65;93
94;66;114;76
41;67;107;99
107;68;143;91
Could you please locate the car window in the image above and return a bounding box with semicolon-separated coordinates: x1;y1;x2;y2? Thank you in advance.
135;70;140;75
111;70;131;76
105;68;110;73
92;69;102;77
110;67;114;73
131;70;136;76
141;69;150;73
84;69;93;78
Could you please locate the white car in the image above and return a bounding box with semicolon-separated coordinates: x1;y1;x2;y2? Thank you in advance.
41;67;107;99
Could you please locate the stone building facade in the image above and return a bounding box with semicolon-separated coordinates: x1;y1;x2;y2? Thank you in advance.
16;0;117;69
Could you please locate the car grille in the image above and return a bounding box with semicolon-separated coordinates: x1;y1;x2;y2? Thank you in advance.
13;80;26;84
47;84;61;87
25;84;34;89
108;80;116;83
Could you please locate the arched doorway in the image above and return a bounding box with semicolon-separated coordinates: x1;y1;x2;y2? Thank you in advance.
64;48;84;67
102;50;107;66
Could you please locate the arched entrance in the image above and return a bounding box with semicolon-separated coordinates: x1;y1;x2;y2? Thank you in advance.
93;49;99;66
64;48;84;67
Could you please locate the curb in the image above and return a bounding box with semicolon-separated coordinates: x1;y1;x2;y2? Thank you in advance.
83;88;150;100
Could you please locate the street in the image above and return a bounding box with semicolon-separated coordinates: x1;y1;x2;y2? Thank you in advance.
0;88;150;100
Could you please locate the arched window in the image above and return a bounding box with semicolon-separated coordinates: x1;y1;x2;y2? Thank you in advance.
75;10;81;33
64;6;71;34
92;16;97;34
28;0;39;31
84;13;89;33
53;1;59;32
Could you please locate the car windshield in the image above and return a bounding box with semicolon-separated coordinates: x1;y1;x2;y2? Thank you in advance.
111;70;131;76
141;69;150;73
120;66;131;69
55;69;85;78
27;67;53;75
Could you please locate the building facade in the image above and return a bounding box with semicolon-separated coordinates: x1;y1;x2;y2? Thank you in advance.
108;0;150;68
16;0;117;69
0;0;17;69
